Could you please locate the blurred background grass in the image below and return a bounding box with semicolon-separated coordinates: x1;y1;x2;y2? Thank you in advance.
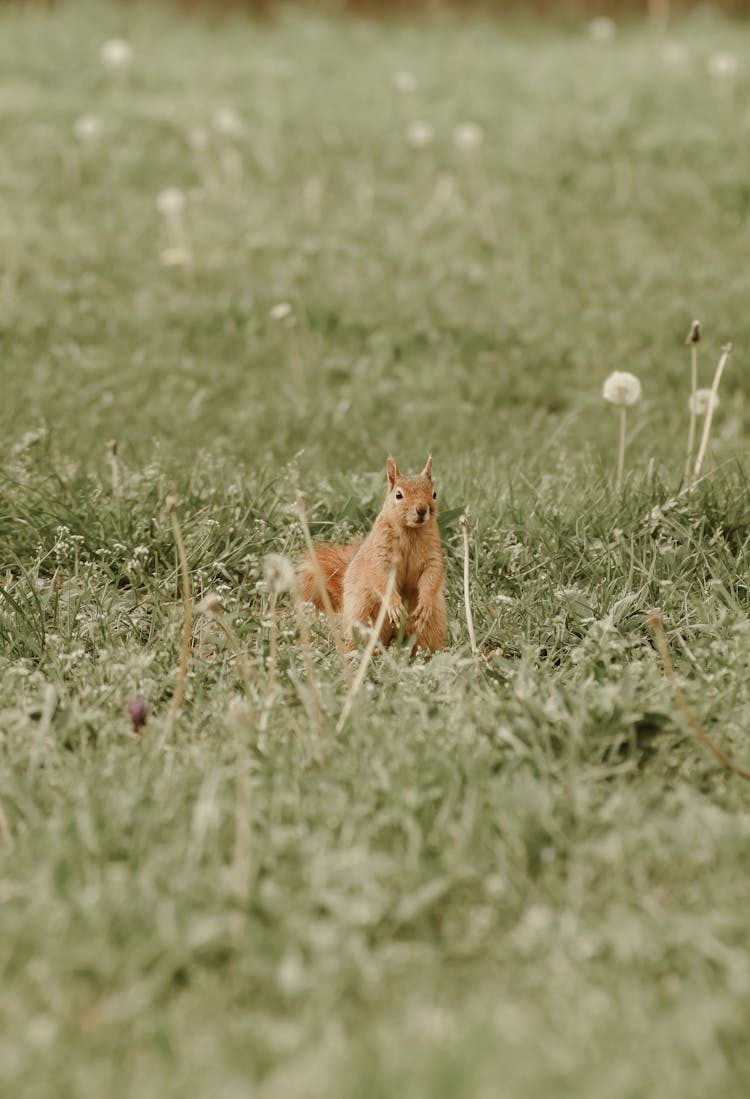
3;3;750;1096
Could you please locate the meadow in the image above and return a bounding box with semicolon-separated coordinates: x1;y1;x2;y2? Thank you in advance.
2;2;750;1096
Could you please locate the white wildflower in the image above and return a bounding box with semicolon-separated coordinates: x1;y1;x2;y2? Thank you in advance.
602;371;642;407
392;71;417;93
689;388;719;416
74;114;102;142
453;122;483;150
406;121;434;149
589;17;616;43
269;302;292;321
100;38;133;72
708;52;738;79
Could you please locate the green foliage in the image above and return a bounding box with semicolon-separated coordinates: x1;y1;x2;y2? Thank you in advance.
1;4;750;1097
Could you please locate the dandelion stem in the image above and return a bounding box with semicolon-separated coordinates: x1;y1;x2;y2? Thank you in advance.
646;610;750;780
693;343;732;484
0;792;13;849
267;589;278;685
209;613;257;717
107;439;120;501
459;514;478;659
684;342;698;483
295;492;352;684
336;567;396;735
165;496;192;740
616;406;627;492
292;585;324;736
231;730;252;905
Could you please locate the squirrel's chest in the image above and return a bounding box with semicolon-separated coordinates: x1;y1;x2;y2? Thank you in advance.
390;534;435;594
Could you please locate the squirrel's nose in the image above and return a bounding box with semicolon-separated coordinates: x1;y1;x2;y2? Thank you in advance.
416;506;427;518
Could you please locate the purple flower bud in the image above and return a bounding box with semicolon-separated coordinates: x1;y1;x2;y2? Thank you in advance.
127;695;147;733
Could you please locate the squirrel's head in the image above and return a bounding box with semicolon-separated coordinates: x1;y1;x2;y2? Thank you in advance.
384;455;438;529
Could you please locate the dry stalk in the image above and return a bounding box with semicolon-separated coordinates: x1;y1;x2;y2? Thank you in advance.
646;611;750;781
0;793;13;849
459;514;479;658
107;438;120;500
295;492;352;684
335;566;396;735
164;495;192;740
693;342;732;483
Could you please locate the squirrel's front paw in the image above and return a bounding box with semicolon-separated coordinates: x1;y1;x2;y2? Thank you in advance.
414;602;432;631
387;595;404;626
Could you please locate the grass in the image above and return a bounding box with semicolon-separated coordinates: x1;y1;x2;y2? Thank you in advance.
2;2;750;1096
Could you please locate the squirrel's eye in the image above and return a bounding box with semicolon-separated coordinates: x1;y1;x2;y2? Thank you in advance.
432;491;437;499
395;490;403;500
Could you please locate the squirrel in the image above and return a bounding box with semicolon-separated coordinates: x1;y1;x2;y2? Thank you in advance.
298;455;447;653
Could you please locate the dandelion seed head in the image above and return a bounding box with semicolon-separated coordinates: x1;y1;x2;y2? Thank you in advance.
160;246;192;268
157;188;186;216
188;126;210;152
708;52;738;79
197;592;223;616
74;114;102;142
589;17;616;43
406;120;434;149
453;122;483;150
689;388;719;416
392;71;417;93
213;107;245;138
270;302;292;321
264;553;296;595
602;371;642;407
661;41;688;67
100;38;133;71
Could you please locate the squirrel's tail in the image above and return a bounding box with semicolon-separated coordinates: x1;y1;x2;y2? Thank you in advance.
297;541;361;615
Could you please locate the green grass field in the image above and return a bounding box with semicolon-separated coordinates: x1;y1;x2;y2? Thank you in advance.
2;2;750;1096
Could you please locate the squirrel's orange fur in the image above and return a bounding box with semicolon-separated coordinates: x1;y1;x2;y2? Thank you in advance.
298;456;446;653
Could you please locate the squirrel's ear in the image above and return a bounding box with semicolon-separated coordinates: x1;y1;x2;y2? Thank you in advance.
421;455;433;481
386;456;400;489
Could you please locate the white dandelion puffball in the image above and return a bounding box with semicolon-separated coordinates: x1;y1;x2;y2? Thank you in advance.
74;114;102;142
708;52;739;79
188;126;210;152
392;71;417;93
197;592;223;616
160;247;191;268
406;120;434;149
157;188;186;217
100;38;133;71
602;371;642;407
270;302;292;321
661;41;688;68
213;107;245;138
589;17;616;43
264;553;296;594
689;388;719;416
453;122;483;150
